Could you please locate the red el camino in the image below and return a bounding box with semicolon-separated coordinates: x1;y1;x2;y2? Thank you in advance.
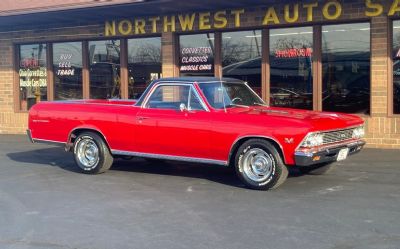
28;77;365;190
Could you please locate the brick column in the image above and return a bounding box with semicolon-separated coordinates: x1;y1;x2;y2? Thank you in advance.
370;15;389;116
365;15;400;148
161;32;179;78
0;40;28;134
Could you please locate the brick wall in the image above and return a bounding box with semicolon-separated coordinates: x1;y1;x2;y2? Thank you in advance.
364;13;400;149
161;32;178;77
0;39;26;134
1;0;400;149
0;24;104;134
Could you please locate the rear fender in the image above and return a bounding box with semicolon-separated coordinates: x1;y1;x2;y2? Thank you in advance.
65;126;109;152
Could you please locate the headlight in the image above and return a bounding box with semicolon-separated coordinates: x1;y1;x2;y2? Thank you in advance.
352;126;365;139
301;133;324;147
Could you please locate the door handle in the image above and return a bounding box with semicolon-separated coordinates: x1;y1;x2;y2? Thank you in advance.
136;116;149;121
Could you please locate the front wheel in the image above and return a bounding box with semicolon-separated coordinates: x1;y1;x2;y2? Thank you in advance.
73;132;113;174
234;139;288;190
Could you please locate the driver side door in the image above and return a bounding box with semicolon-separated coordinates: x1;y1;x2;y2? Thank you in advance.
135;83;212;160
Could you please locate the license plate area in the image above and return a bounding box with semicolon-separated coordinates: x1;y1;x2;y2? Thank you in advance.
336;148;349;161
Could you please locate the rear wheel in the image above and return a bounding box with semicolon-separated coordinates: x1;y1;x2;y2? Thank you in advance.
73;132;113;174
299;162;336;175
234;139;288;190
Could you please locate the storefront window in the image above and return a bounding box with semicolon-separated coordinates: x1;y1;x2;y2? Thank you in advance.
322;23;370;114
222;30;262;96
18;44;47;110
393;21;400;114
53;42;83;100
89;40;121;99
270;27;313;109
179;33;214;77
128;37;161;99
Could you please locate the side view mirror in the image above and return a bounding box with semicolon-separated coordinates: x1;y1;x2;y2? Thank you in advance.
179;103;187;112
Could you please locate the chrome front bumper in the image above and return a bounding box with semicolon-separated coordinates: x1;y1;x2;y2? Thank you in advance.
294;140;365;166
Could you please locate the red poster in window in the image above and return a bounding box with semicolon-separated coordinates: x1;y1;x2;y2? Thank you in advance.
275;48;312;58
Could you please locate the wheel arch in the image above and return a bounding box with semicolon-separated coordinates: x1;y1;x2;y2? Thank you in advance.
65;127;110;152
228;136;286;166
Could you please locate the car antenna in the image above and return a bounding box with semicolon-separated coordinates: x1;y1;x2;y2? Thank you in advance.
220;76;227;113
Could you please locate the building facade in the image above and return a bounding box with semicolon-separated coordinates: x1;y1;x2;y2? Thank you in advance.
1;0;400;148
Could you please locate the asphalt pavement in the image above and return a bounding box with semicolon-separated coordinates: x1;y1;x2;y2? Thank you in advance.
0;134;399;249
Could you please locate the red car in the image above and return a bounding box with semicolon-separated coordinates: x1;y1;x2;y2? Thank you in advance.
28;77;365;190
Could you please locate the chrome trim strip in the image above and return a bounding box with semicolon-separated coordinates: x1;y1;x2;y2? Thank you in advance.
295;139;365;155
244;82;267;106
228;135;286;164
153;80;226;84
294;151;313;157
31;138;66;146
319;124;364;134
111;150;228;166
42;101;137;108
295;124;365;151
189;85;209;111
72;103;136;107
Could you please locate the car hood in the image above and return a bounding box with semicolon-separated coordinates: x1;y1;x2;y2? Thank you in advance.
228;106;364;131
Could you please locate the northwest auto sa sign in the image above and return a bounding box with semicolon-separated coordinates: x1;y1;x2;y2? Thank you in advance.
104;0;400;36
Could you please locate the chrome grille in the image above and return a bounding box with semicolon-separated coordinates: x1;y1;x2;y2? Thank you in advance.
322;128;355;145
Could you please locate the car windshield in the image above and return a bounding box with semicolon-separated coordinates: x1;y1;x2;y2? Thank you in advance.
198;81;266;109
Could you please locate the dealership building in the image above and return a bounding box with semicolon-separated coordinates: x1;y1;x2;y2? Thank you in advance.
0;0;400;148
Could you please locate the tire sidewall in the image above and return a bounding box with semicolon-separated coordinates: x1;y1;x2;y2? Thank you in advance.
235;140;283;190
73;133;105;174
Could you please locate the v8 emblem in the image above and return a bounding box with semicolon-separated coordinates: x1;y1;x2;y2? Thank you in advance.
284;138;294;144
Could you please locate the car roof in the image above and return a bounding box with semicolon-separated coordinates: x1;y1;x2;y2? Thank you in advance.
152;77;243;84
134;77;244;106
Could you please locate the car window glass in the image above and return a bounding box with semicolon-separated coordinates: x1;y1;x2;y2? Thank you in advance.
188;87;205;111
199;83;229;109
146;85;190;110
199;82;264;109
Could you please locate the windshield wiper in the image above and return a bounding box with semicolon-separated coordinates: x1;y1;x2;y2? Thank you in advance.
252;102;268;107
225;104;250;108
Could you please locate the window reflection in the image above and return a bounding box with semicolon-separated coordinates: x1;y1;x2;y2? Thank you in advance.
146;85;190;110
393;21;400;114
222;30;262;96
89;40;121;99
53;42;83;100
19;44;47;110
270;27;313;110
179;33;214;76
322;23;370;114
128;37;161;99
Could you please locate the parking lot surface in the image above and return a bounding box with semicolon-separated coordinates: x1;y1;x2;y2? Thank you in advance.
0;134;399;249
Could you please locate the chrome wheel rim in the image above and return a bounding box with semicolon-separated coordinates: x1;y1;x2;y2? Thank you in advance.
242;148;274;182
76;137;99;170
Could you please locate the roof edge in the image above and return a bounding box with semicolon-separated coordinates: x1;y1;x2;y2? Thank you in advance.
0;0;146;17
